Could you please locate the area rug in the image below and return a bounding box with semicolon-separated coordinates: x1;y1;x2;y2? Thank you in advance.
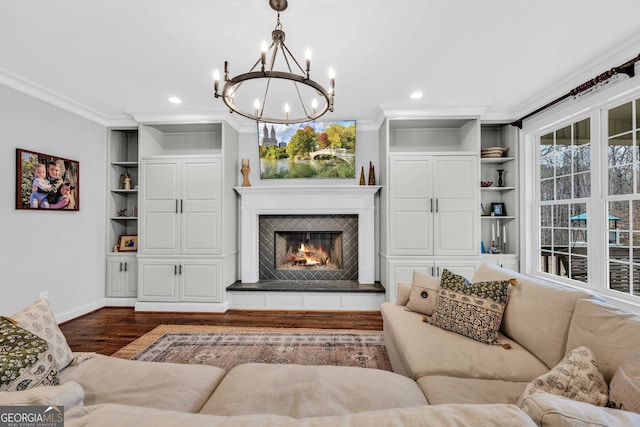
111;325;391;372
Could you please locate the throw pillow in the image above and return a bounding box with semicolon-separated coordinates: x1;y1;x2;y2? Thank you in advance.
517;346;609;407
429;269;511;345
405;271;441;316
0;317;60;392
11;298;73;371
609;346;640;413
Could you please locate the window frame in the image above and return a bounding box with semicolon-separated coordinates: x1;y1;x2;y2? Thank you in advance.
521;76;640;311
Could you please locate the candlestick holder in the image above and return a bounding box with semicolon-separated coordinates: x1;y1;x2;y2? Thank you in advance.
497;169;505;187
241;166;251;187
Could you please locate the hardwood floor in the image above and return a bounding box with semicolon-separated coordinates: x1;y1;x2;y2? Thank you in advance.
59;307;384;356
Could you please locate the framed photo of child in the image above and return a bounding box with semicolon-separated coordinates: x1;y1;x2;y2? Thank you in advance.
16;148;79;211
117;235;138;252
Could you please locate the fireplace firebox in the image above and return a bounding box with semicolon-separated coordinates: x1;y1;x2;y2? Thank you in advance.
275;231;343;270
259;215;358;281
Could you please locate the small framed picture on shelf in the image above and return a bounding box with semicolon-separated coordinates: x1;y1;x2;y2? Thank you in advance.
491;202;506;216
117;234;138;252
481;203;487;216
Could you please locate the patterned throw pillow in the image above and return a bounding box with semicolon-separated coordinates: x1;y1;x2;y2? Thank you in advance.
12;298;73;371
405;271;441;316
609;346;640;413
518;346;609;406
0;317;60;391
429;269;511;345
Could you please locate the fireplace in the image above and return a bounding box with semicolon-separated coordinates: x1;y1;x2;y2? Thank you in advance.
234;186;380;285
259;215;358;281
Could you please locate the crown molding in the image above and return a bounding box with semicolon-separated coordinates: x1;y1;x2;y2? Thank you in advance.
513;33;640;125
128;111;243;132
0;67;128;126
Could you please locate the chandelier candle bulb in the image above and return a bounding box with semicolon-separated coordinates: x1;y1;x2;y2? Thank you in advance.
213;69;220;93
254;100;260;116
261;40;268;71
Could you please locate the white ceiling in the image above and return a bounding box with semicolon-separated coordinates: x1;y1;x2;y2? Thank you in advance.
2;0;640;128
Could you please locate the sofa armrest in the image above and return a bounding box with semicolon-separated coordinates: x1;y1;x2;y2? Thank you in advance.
396;281;411;305
0;381;84;408
518;392;640;426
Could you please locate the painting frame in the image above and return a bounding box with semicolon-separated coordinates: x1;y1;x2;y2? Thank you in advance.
117;234;138;252
491;202;507;216
16;148;80;211
257;120;356;179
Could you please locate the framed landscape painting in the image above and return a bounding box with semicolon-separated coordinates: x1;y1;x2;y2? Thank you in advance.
16;148;79;211
257;120;356;179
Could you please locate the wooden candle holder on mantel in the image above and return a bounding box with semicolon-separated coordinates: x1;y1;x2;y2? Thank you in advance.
241;158;251;187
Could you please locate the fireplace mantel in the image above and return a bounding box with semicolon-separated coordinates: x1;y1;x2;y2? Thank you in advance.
234;186;381;284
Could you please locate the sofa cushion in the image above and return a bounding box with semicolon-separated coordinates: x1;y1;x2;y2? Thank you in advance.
609;346;640;413
11;298;74;371
518;391;640;427
381;303;548;381
417;375;529;405
472;263;594;369
67;403;538;427
396;281;411;306
430;269;511;345
0;317;59;392
566;298;640;383
0;381;84;408
60;353;225;413
405;271;441;315
518;346;608;407
199;363;427;418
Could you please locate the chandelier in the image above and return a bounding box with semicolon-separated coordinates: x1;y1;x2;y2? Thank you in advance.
213;0;335;124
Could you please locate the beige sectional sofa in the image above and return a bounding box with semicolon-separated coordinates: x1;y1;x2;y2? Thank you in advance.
2;263;639;425
382;262;640;425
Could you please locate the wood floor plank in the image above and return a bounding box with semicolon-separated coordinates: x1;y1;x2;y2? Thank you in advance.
59;307;383;356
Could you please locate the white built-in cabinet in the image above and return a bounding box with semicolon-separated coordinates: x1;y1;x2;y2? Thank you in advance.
139;157;221;255
135;123;239;309
379;117;482;301
388;155;478;256
106;257;138;297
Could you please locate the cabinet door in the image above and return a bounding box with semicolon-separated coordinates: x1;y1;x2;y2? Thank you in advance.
181;159;221;254
106;258;125;296
138;260;179;301
434;261;479;279
433;156;478;256
389;156;434;255
140;160;180;254
122;259;138;297
180;260;221;302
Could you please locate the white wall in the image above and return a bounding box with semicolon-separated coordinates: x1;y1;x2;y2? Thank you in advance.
0;85;107;321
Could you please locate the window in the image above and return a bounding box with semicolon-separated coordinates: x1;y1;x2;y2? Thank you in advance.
606;100;640;297
538;119;591;283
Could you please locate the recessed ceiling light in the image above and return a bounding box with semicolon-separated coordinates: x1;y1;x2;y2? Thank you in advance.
410;92;423;100
168;96;182;104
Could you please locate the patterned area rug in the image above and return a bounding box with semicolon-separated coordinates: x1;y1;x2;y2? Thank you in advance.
111;325;391;372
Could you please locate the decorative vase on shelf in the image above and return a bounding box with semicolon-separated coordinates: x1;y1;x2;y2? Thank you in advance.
241;158;251;187
359;166;366;185
497;169;505;187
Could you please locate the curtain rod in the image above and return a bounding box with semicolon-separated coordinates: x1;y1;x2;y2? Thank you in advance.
511;53;640;129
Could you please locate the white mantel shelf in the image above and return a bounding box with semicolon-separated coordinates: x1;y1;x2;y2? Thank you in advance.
234;185;381;284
